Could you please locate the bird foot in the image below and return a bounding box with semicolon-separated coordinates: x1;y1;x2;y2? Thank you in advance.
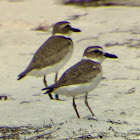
55;98;66;101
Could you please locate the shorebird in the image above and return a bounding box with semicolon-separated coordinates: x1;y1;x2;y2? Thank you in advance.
17;21;81;100
42;46;118;118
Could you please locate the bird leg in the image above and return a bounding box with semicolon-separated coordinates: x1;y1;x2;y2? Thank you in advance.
85;93;95;116
54;72;59;100
54;72;58;84
73;98;80;118
43;75;54;100
43;75;48;87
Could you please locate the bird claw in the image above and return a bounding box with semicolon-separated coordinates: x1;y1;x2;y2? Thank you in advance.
55;98;66;101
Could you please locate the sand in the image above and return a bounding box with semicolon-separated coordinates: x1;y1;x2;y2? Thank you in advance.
0;0;140;139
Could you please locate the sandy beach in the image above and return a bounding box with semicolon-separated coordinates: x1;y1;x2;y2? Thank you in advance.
0;0;140;139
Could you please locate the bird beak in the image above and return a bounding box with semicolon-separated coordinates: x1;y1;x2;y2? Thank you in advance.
71;28;81;32
104;53;118;58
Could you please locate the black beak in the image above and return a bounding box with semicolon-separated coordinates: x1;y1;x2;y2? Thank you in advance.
104;53;118;58
71;28;81;32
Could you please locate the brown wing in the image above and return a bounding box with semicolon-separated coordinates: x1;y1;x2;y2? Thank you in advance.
18;36;73;79
55;59;101;87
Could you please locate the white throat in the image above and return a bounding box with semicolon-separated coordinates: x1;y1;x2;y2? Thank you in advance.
83;56;105;63
53;31;72;38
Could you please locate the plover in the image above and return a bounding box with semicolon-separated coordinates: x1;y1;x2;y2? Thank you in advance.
42;46;118;118
17;21;81;100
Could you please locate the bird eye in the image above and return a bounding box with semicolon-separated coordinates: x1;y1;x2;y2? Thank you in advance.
94;50;100;53
64;25;71;29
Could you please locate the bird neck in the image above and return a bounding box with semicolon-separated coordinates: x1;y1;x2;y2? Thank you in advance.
83;56;105;63
53;32;72;38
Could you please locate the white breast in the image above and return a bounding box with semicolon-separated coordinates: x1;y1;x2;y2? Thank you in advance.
54;72;103;97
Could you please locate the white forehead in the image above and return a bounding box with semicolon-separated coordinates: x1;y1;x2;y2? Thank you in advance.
55;22;70;28
86;46;104;52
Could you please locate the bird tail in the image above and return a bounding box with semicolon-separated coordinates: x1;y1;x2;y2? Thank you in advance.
17;65;31;80
17;72;26;80
42;86;55;94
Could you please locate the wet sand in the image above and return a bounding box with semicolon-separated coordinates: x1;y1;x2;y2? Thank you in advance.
0;0;140;139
